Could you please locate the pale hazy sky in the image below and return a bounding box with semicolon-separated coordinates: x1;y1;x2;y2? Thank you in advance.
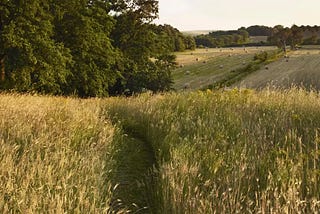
155;0;320;31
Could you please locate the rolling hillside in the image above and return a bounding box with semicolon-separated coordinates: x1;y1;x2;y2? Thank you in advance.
236;46;320;90
173;46;277;90
173;45;320;91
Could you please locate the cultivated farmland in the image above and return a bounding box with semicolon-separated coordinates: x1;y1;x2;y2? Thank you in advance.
174;46;320;91
237;46;320;90
173;46;277;90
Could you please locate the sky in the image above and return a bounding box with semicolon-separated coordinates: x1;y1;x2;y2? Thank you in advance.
155;0;320;31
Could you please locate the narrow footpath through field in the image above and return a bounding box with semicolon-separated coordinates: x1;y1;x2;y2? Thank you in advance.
109;128;158;213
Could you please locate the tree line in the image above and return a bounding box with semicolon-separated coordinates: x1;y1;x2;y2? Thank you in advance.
0;0;194;97
194;25;320;48
195;29;249;48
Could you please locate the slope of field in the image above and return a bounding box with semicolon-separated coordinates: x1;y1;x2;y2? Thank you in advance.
106;89;320;213
237;46;320;89
2;89;320;213
173;46;277;90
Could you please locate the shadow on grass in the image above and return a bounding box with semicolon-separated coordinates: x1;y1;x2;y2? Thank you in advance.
108;129;160;213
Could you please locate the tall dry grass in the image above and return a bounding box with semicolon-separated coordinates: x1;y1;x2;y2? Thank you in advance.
106;88;320;213
0;94;116;213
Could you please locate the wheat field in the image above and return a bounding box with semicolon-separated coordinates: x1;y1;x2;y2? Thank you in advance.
1;88;320;213
0;94;118;213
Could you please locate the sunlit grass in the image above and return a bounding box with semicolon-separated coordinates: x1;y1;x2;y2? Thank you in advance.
0;94;117;213
2;88;320;213
106;88;320;213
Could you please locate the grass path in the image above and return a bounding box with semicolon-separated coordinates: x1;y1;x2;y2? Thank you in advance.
110;129;158;213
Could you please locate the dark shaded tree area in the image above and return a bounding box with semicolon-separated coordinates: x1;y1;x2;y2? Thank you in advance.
194;24;320;50
195;29;249;48
0;0;177;97
152;24;196;52
239;25;273;37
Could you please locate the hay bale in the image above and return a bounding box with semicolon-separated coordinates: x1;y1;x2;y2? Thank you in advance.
185;70;191;75
219;65;224;69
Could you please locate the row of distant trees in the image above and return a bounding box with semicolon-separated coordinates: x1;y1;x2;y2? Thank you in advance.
0;0;196;97
268;25;320;53
195;29;249;48
194;25;320;48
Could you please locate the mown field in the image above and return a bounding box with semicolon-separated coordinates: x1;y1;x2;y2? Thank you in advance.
173;46;277;90
174;45;320;91
236;46;320;90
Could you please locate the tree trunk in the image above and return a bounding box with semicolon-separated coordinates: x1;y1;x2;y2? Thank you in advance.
0;57;4;81
283;41;287;55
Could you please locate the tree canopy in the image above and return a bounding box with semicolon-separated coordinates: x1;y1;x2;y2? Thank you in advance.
195;29;249;48
0;0;179;97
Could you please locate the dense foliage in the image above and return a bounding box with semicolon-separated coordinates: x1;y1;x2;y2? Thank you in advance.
240;25;273;36
0;0;180;97
268;25;320;51
195;29;249;48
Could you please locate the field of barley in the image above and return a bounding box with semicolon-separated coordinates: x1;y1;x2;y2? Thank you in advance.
106;88;320;213
0;94;127;213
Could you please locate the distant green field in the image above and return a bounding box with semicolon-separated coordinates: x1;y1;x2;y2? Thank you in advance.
182;30;212;36
249;36;268;43
173;46;277;90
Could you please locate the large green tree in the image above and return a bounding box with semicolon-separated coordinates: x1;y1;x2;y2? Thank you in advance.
268;25;291;54
52;0;118;97
1;0;176;96
289;25;304;49
0;0;71;93
109;0;176;95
